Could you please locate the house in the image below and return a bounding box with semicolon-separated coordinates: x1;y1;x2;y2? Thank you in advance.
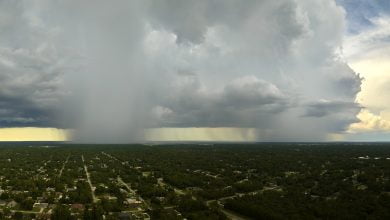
124;198;141;205
108;196;117;201
142;213;151;220
142;172;151;177
7;200;17;208
46;187;55;192
71;203;84;211
66;187;76;192
131;212;150;220
124;198;142;208
33;203;49;209
55;192;63;199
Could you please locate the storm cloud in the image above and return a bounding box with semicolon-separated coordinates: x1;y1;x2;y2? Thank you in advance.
0;0;362;141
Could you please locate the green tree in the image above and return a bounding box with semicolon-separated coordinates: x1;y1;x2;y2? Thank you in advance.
51;204;74;220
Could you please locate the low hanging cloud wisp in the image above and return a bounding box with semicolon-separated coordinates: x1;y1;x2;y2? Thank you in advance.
0;0;361;142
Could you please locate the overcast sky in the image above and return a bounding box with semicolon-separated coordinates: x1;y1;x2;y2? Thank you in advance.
0;0;389;142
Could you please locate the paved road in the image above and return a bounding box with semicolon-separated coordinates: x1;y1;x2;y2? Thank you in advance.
101;151;120;161
204;190;263;220
11;209;43;214
117;176;136;194
58;154;70;178
207;189;262;205
82;155;98;203
100;152;153;211
157;178;186;196
117;176;151;210
221;208;252;220
102;152;190;217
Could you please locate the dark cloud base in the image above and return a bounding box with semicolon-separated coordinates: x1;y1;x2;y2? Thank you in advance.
0;0;362;141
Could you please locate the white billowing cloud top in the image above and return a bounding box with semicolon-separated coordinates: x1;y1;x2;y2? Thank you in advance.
344;15;390;136
0;0;362;142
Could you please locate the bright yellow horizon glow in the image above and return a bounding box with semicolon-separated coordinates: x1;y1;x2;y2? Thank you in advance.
0;127;69;141
145;127;258;142
0;127;258;142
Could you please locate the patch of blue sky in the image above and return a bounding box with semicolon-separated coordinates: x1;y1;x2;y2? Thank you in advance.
337;0;390;34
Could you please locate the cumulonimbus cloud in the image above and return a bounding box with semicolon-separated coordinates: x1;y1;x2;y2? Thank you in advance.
0;0;362;142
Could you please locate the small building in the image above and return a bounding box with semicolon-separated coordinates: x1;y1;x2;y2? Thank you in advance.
33;203;49;209
127;198;141;204
66;187;76;192
108;196;118;201
7;200;17;208
0;200;6;206
71;203;84;211
132;212;150;220
46;187;55;192
124;198;142;208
